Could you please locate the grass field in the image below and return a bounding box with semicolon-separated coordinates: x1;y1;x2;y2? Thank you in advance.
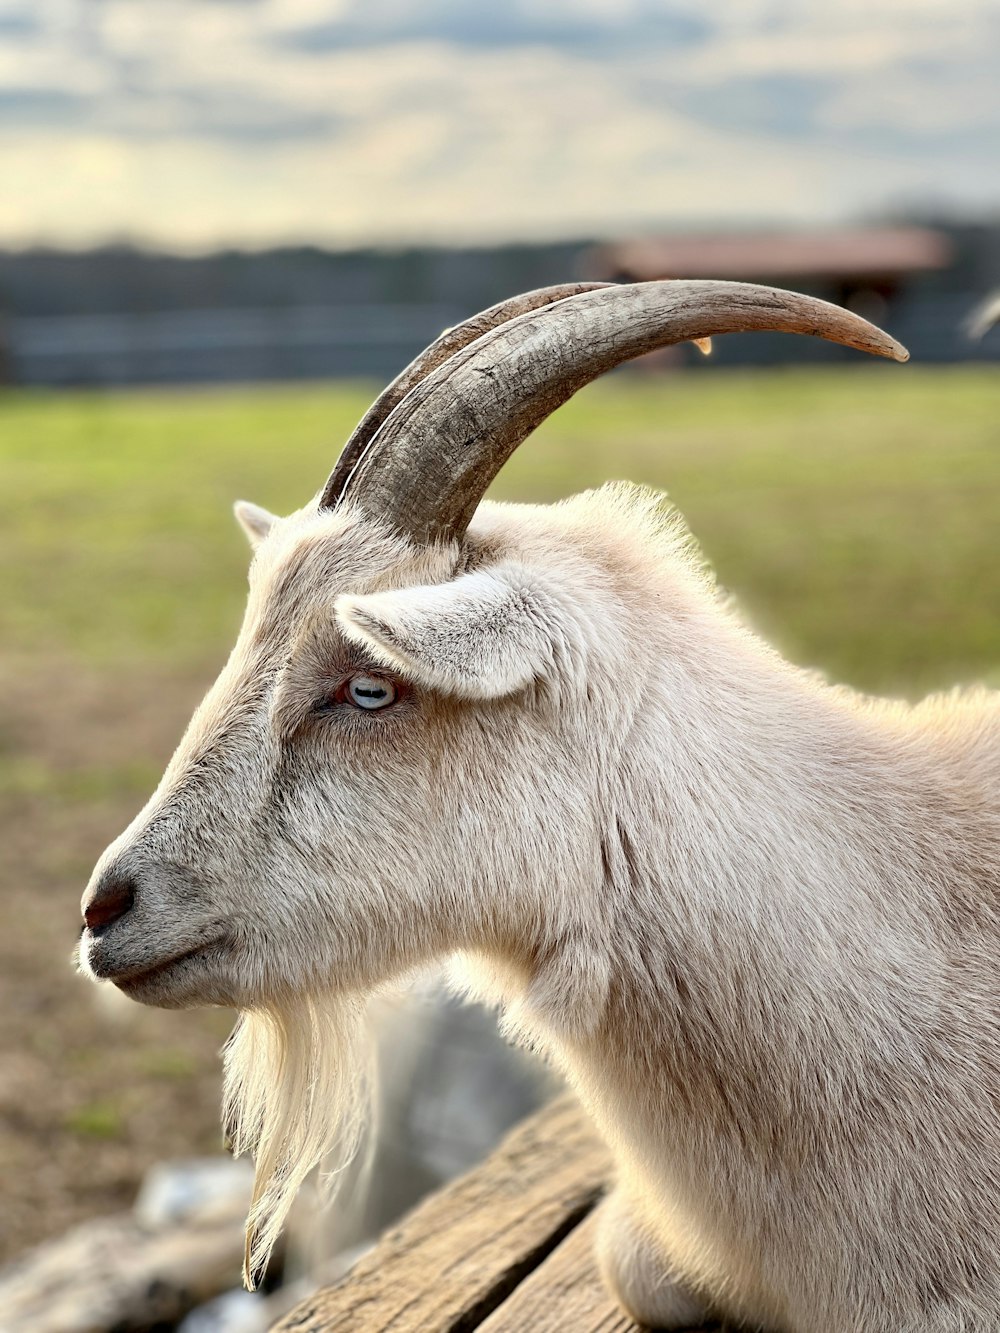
4;365;999;690
2;363;999;1263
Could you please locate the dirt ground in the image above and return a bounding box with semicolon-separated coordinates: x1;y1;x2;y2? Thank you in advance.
0;658;233;1265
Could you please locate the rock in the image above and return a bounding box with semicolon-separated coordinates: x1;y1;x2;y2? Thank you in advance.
134;1157;253;1230
0;1190;249;1333
177;1287;270;1333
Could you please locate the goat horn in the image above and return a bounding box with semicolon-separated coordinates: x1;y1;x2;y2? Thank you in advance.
333;280;910;546
319;282;611;510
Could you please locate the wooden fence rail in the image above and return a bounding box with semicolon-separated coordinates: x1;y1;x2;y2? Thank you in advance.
275;1096;718;1332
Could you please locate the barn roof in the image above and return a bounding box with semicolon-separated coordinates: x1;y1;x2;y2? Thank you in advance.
593;227;951;283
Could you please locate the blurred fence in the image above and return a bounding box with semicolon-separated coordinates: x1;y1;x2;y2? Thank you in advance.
4;303;461;387
5;290;996;388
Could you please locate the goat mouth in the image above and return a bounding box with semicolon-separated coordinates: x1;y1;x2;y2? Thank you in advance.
105;941;224;990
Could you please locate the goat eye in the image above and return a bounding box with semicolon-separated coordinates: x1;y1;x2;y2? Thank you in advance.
345;675;397;711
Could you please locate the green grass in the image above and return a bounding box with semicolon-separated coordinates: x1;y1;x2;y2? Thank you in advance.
64;1098;126;1141
2;365;999;696
0;754;163;802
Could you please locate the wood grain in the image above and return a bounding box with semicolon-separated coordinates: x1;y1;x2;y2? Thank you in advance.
273;1095;611;1333
476;1213;636;1333
477;1211;722;1333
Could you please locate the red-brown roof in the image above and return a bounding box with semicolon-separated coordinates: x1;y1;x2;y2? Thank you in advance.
594;227;951;283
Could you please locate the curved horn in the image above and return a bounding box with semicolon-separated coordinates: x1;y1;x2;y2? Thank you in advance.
336;280;909;547
319;282;610;510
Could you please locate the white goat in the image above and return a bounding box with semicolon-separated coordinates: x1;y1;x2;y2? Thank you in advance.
81;281;1000;1331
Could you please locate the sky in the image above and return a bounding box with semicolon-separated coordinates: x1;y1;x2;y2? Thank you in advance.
0;0;997;251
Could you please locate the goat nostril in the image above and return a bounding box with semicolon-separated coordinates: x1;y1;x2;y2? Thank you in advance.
84;871;137;931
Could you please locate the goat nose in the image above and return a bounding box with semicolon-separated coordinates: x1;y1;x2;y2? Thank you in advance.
83;869;137;931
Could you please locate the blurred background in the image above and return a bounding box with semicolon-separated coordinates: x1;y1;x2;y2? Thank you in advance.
2;2;1000;1329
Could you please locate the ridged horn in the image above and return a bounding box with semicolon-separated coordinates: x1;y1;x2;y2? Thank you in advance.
319;282;610;510
332;280;909;546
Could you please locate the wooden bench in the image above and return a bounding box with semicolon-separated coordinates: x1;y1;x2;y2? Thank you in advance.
274;1096;718;1332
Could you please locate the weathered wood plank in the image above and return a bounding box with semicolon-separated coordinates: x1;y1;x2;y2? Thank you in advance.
477;1213;636;1333
274;1095;611;1333
477;1211;722;1333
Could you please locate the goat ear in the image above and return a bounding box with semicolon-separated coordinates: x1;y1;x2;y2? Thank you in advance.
234;500;277;548
335;565;556;699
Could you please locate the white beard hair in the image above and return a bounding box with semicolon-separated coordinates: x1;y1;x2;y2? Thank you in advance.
222;991;373;1287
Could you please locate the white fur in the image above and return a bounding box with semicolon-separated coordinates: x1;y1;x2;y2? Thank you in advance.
234;499;278;547
223;994;371;1280
81;484;1000;1328
337;564;561;699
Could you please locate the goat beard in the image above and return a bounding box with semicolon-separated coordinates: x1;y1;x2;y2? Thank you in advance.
222;990;372;1288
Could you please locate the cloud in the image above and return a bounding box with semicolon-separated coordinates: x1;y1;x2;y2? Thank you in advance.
0;0;996;247
269;1;711;54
